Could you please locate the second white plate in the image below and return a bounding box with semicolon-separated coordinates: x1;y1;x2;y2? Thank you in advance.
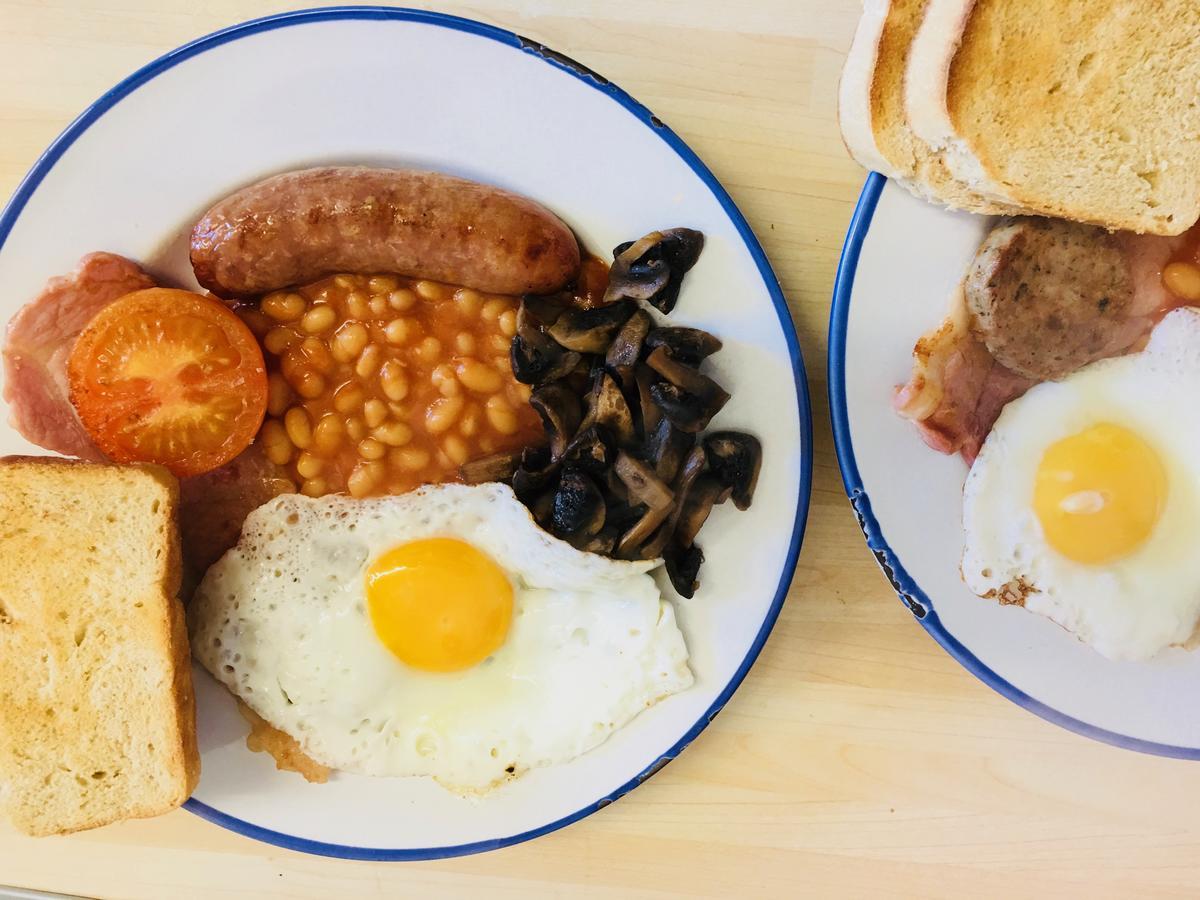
831;173;1200;759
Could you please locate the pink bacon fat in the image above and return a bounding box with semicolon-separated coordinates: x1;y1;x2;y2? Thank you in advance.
2;252;154;459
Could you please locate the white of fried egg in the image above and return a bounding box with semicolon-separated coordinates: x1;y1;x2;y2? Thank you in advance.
962;308;1200;661
188;482;693;792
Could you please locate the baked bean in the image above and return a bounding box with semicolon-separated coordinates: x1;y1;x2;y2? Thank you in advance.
416;336;442;362
498;309;517;337
348;462;378;497
333;381;365;414
291;366;326;400
453;288;481;315
1164;262;1200;301
356;344;383;378
301;303;337;334
443;435;469;466
358;437;386;461
332;322;369;361
373;421;413;446
485;394;519;434
263;291;306;322
479;436;496;453
345;415;367;441
460;405;480;437
284;406;313;449
415;280;447;301
380;360;409;401
334;275;359;290
481;298;509;321
431;364;459;398
261;420;293;466
387;402;409;419
385;319;411;345
267;373;292;416
301;477;328;498
313;414;345;454
264;325;300;356
489;334;509;353
370;296;390;317
389;289;417;311
300;337;335;374
456;358;503;393
391;446;430;471
455;332;476;354
295;451;323;479
426;395;465;434
363;398;388;429
369;275;400;294
346;291;371;320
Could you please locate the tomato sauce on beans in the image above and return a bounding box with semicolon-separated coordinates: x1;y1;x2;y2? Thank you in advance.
237;273;542;498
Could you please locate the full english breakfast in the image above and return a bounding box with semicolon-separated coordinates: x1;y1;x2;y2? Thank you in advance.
0;165;762;833
840;0;1200;660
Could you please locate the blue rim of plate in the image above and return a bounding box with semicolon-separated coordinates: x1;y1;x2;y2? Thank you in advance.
0;5;813;860
828;172;1200;761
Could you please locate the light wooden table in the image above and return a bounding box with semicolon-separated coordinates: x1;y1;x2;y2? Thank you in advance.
4;2;1200;897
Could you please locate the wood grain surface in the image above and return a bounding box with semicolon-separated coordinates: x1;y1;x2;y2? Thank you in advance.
3;2;1200;897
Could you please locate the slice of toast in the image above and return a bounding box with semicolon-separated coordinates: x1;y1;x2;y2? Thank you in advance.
908;0;1200;235
839;0;1022;213
0;457;199;836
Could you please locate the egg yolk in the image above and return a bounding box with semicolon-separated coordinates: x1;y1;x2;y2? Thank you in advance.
1033;422;1167;564
365;538;513;672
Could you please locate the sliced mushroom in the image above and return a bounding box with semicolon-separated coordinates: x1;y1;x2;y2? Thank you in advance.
511;445;558;501
661;444;709;543
529;382;582;459
510;327;582;385
613;451;674;512
664;542;704;598
581;525;621;556
650;381;723;433
459;450;523;484
529;487;557;530
580;370;637;447
605;309;653;385
519;293;570;329
562;425;614;474
547;300;636;353
616;505;673;560
646;346;730;409
644;417;693;484
613;451;676;559
675;474;730;548
604;228;704;314
552;469;606;539
644;327;723;365
703;431;762;510
633;363;661;435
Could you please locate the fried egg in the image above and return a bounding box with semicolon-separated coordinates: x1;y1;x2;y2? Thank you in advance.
962;308;1200;661
188;482;693;791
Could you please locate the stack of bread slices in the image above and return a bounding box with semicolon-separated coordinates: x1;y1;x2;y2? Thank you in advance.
839;0;1200;236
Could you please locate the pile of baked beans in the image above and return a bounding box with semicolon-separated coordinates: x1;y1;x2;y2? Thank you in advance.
238;274;542;498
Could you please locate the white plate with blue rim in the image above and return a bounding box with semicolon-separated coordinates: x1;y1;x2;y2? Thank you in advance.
0;7;811;858
830;173;1200;758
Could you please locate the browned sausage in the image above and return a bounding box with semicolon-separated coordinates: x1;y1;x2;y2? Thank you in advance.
190;167;581;299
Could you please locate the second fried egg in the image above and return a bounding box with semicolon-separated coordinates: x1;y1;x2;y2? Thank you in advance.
962;308;1200;661
188;483;693;791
